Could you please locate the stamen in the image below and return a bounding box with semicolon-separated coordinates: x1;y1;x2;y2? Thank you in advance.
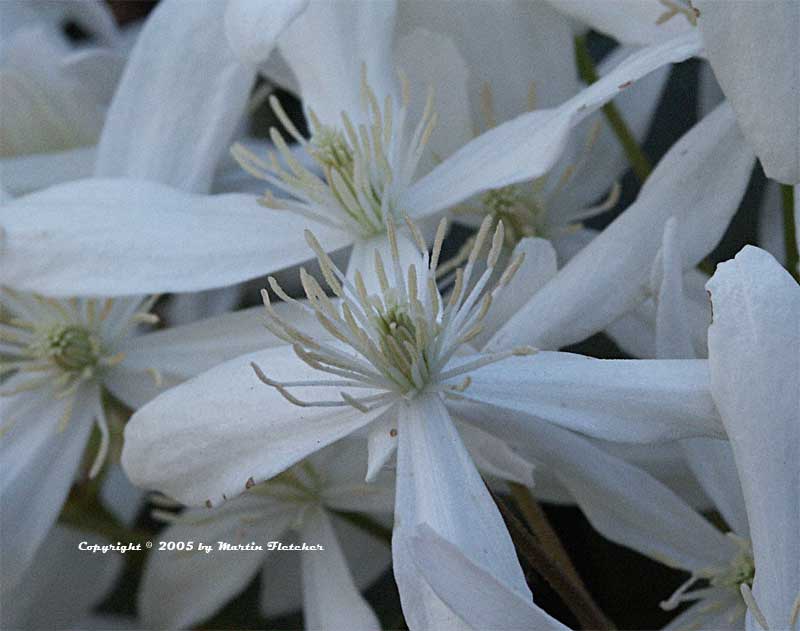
740;585;769;631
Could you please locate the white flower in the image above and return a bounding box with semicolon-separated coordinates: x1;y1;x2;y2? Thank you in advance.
1;5;702;298
122;214;727;627
139;440;393;630
0;289;300;588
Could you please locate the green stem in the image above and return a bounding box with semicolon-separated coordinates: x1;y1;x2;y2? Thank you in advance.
331;510;393;545
574;35;653;184
781;184;799;281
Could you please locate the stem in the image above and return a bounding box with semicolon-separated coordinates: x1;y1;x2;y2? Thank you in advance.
331;509;393;545
493;490;614;630
781;184;799;280
574;35;653;184
509;483;583;588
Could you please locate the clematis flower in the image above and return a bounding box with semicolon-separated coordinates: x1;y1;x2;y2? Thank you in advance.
1;6;702;298
122;215;727;627
0;289;309;590
139;440;393;630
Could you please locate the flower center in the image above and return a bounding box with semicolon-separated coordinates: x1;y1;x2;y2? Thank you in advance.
232;66;437;238
31;324;103;373
250;215;535;411
661;533;755;627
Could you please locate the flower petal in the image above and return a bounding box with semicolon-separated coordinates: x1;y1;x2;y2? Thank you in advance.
277;0;397;126
0;146;96;197
454;399;735;572
488;101;754;351
402;30;703;219
397;0;579;128
121;345;388;506
300;508;380;630
475;237;558;348
409;523;570;631
0;178;351;296
0;384;97;589
706;245;800;628
545;0;695;45
392;393;530;629
139;497;294;629
453;352;724;443
696;1;800;184
224;0;308;65
105;303;317;409
96;0;254;192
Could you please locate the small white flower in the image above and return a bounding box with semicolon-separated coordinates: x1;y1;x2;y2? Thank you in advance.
139;440;393;630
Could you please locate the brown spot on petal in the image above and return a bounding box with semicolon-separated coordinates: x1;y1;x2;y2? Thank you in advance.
618;81;632;89
389;428;397;437
245;477;255;489
205;499;213;508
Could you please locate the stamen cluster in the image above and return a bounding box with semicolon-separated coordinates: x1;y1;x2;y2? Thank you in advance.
232;67;437;238
252;216;533;412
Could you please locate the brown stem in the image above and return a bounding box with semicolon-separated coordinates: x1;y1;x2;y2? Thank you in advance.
493;490;614;630
509;482;584;588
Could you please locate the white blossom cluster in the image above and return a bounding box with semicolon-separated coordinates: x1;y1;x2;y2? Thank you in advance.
0;1;798;630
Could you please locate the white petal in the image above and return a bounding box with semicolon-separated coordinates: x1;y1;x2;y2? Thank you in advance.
139;497;294;629
706;246;800;628
409;524;570;631
489;101;754;351
474;237;558;348
402;31;703;220
0;384;97;589
105;303;316;409
392;393;530;629
224;0;308;64
300;508;380;631
99;463;144;527
95;0;254;192
455;420;535;487
397;0;579;128
278;0;397;126
394;28;472;166
454;400;735;572
453;352;724;443
545;0;695;45
551;45;669;216
696;1;800;184
346;229;425;295
0;146;96;197
0;178;351;296
1;526;123;630
121;346;389;506
654;217;696;359
680;438;748;536
365;414;398;484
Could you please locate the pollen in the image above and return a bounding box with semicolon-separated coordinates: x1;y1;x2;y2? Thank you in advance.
232;65;437;238
251;214;534;412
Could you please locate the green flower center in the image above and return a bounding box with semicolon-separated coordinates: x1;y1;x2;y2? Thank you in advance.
33;324;103;373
